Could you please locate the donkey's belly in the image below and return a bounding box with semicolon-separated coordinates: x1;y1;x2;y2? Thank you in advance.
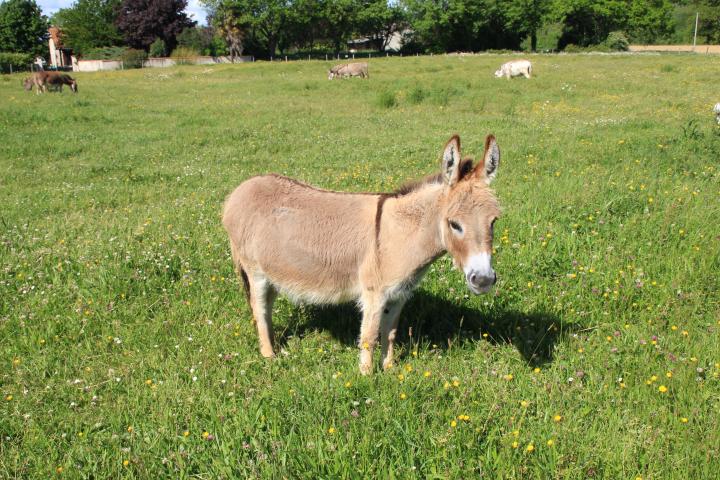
276;280;362;305
259;260;362;304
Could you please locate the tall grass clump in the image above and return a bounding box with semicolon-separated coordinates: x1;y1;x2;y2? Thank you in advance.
376;89;397;108
408;85;426;105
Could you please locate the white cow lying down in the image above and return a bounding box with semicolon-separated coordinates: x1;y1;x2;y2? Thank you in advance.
714;103;720;125
494;60;532;79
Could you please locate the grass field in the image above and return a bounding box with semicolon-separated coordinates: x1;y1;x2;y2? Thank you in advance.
1;53;719;478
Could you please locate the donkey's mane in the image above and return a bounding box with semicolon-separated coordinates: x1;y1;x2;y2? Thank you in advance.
393;158;474;197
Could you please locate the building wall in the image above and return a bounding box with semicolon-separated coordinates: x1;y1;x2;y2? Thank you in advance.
73;59;123;72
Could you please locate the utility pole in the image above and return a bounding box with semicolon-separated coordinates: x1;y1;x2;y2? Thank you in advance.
693;12;699;51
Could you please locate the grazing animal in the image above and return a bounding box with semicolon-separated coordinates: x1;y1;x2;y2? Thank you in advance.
23;71;77;94
494;60;532;79
223;135;501;374
714;103;720;125
328;62;369;80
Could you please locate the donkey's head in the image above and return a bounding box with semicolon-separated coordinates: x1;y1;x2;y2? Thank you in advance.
70;80;78;93
438;135;501;294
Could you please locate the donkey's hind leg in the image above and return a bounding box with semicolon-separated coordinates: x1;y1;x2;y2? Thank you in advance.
245;270;278;358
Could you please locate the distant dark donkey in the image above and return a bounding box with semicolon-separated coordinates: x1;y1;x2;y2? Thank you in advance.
23;71;78;94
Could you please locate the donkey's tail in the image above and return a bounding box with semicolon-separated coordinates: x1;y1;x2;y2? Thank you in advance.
239;267;251;304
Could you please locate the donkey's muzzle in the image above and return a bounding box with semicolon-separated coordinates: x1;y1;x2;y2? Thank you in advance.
466;271;496;294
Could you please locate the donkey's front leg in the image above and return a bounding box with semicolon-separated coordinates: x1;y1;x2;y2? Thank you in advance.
380;299;407;371
358;293;385;375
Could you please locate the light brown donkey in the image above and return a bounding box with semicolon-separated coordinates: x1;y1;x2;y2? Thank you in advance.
223;135;501;374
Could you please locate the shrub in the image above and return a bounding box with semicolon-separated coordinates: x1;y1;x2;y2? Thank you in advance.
171;46;200;64
563;43;612;53
120;48;147;69
0;52;33;73
149;39;166;58
83;46;128;60
605;31;629;51
208;36;228;56
562;43;582;53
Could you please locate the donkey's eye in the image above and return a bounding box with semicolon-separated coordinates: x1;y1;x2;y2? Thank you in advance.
491;218;497;231
448;220;463;235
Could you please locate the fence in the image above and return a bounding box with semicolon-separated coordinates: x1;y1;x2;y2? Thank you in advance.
629;44;720;54
143;55;254;68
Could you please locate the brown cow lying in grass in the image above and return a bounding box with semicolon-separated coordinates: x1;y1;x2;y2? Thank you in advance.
23;71;78;94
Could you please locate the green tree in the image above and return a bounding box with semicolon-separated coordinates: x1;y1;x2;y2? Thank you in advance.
402;0;524;53
320;0;359;53
506;0;551;51
551;0;674;48
356;0;406;51
202;0;291;57
0;0;49;56
698;0;720;43
51;0;122;55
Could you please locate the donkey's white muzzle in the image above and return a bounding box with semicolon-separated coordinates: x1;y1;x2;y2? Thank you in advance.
464;252;496;294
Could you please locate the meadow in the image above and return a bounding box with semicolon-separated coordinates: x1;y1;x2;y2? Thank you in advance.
0;53;719;478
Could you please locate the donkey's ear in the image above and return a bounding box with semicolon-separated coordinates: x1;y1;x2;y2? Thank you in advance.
479;134;500;184
441;135;462;187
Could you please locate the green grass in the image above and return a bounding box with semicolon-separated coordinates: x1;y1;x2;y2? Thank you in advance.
1;54;719;478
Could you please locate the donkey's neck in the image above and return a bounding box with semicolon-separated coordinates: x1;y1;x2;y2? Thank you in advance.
377;183;446;283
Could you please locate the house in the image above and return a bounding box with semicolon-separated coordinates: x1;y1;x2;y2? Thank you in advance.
347;31;406;52
48;27;73;69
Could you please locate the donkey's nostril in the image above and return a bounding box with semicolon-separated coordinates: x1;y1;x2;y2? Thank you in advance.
492;272;497;285
469;273;477;285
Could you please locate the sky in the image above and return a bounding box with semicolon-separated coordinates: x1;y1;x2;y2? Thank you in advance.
37;0;209;26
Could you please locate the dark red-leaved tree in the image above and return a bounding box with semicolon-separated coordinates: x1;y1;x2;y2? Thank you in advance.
116;0;195;52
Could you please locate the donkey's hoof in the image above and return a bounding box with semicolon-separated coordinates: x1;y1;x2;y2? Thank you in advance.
260;349;275;359
382;360;395;371
359;363;373;375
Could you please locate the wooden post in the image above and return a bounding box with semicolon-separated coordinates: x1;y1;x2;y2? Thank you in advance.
693;12;699;51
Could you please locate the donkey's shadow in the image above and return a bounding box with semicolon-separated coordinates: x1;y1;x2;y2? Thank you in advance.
277;290;573;367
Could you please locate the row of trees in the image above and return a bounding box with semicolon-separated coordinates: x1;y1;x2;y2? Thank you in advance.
2;0;720;62
206;0;720;56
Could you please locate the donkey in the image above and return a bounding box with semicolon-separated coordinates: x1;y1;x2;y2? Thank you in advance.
328;62;369;80
223;135;501;374
23;71;77;94
494;60;532;80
